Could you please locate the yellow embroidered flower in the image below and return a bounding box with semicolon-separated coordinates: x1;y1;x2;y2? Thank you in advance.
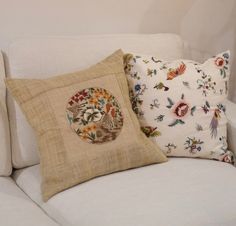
95;93;100;99
87;126;92;132
98;90;103;96
94;90;102;98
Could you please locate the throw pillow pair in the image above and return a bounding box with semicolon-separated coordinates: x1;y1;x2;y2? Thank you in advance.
6;49;234;201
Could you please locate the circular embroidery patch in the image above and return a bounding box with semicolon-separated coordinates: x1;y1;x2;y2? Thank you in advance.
66;87;124;144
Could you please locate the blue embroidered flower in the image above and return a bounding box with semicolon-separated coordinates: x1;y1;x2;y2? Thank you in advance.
135;84;141;92
223;52;229;59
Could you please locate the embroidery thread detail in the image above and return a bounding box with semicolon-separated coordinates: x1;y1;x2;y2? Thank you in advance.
184;137;204;154
167;62;186;80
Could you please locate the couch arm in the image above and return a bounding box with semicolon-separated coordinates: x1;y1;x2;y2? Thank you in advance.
226;99;236;155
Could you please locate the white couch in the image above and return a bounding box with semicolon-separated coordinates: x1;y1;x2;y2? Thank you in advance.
1;34;236;226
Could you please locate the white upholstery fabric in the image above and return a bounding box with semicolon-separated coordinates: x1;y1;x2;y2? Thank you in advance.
6;33;184;168
0;177;58;226
0;51;11;176
13;158;236;226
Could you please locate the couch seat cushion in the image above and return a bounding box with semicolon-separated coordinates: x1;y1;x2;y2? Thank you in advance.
13;158;236;226
0;177;58;226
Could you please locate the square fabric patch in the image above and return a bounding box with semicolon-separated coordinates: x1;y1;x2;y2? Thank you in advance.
124;51;234;164
6;50;167;201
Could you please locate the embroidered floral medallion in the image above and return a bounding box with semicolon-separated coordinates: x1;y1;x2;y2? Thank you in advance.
66;87;123;144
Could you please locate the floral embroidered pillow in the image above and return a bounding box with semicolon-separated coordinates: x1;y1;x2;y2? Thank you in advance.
6;50;167;201
124;51;235;164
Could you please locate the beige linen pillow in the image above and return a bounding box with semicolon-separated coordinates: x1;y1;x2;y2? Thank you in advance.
6;50;167;201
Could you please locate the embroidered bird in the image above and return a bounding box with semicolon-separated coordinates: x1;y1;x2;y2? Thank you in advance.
154;82;169;91
167;62;186;80
67;103;86;119
94;112;122;143
101;113;114;130
210;108;221;138
141;126;161;137
93;103;122;142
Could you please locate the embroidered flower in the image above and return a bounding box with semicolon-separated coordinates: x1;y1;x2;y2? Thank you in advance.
214;53;229;78
184;137;204;154
135;84;141;92
219;151;234;164
83;108;102;122
165;143;177;154
215;57;225;68
167;62;186;80
166;94;196;127
129;84;147;118
223;154;232;163
173;101;189;118
89;98;98;106
197;75;216;97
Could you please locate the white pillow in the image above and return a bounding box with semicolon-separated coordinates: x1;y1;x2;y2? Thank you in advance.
125;51;234;164
0;51;12;175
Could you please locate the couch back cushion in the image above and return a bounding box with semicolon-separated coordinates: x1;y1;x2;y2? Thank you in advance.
0;51;11;175
6;33;184;168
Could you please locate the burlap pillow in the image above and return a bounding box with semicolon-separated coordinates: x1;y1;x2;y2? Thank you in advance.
6;50;167;201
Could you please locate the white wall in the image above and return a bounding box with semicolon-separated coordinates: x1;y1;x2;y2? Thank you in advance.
0;0;235;101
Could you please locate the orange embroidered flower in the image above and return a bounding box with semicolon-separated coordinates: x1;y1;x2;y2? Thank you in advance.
167;62;186;80
104;94;110;100
83;128;88;133
87;126;92;132
98;90;103;95
89;98;94;104
94;89;102;97
94;93;100;99
92;125;97;130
